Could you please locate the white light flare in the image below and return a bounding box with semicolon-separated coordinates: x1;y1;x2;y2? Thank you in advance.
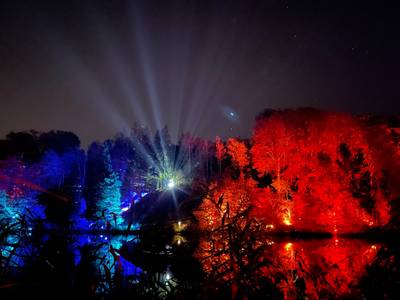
167;179;175;189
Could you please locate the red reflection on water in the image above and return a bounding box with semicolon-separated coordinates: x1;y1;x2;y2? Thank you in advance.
197;234;380;299
270;239;380;299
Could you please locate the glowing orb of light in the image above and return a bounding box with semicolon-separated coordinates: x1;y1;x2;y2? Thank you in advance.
284;242;293;252
221;105;239;121
283;212;292;226
283;215;292;226
165;272;171;281
167;179;175;189
283;219;292;226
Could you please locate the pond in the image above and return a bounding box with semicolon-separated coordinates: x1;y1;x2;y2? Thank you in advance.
1;231;399;299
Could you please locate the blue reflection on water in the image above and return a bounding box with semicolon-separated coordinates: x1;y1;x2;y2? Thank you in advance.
1;230;143;294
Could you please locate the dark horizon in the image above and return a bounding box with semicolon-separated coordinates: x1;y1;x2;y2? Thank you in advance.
1;0;399;146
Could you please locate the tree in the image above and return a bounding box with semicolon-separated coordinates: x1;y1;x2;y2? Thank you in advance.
251;109;393;232
226;138;249;175
251;112;304;227
102;142;123;225
215;136;226;175
194;177;281;299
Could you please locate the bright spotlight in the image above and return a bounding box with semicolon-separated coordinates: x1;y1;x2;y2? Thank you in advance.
167;179;175;189
165;272;171;281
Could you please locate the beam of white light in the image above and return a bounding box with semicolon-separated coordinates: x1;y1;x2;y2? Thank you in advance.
131;9;164;136
128;8;192;176
50;2;238;178
81;6;152;130
41;23;131;146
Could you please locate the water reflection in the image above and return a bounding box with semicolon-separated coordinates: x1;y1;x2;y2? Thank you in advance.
197;236;399;299
1;231;399;299
270;239;380;299
1;229;201;299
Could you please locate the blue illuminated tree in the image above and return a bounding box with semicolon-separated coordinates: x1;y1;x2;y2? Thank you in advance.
97;141;124;228
0;190;15;220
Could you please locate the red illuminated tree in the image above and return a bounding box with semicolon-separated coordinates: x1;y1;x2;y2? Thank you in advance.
215;136;226;175
194;177;279;298
251;109;393;233
226;138;249;176
251;112;307;227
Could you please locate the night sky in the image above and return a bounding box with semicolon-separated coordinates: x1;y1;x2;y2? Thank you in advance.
1;0;399;147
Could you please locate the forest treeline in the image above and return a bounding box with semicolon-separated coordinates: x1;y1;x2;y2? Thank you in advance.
1;108;400;233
